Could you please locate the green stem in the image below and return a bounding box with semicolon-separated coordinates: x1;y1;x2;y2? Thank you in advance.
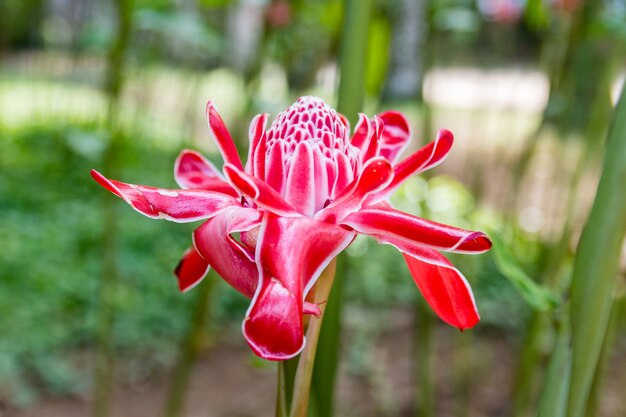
414;300;434;417
289;260;337;417
336;0;373;125
536;311;571;417
93;1;133;416
566;83;626;417
163;277;215;417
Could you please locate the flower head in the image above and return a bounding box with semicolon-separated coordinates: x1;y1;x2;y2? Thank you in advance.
92;96;491;360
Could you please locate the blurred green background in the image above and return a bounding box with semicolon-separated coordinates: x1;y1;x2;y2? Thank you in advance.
0;0;625;416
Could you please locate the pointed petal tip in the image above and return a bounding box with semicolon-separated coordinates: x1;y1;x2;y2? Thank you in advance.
90;169;121;198
457;231;492;253
436;129;454;148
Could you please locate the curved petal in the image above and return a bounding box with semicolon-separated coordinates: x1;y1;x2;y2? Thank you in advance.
174;246;211;292
341;206;492;253
378;110;411;163
91;170;238;222
350;113;372;151
223;163;301;217
174;150;237;196
243;212;354;360
284;142;316;217
193;207;262;298
371;129;454;202
403;249;479;329
316;157;393;223
246;113;269;177
362;116;383;162
206;101;244;171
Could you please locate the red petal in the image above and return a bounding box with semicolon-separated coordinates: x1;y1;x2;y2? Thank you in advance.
223;163;301;217
341;206;492;253
362;116;383;162
91;170;238;222
174;150;237;196
193;207;262;298
403;250;479;329
378;111;411;163
373;129;453;202
243;212;354;360
174;246;211;292
284;142;316;216
265;142;286;193
317;157;393;223
246;113;268;177
350;113;372;151
206;101;244;171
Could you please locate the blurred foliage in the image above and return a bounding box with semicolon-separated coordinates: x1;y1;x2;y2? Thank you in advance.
0;124;248;404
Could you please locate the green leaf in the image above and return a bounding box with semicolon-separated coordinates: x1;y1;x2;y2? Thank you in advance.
490;231;561;311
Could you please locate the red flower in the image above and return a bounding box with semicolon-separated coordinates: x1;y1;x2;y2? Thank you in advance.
92;97;491;360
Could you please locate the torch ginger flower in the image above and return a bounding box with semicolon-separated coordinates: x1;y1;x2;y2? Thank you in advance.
91;97;491;360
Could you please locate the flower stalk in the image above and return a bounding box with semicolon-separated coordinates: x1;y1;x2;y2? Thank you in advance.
275;259;336;417
566;83;626;417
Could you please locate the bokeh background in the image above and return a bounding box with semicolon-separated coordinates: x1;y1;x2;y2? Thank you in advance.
1;0;625;416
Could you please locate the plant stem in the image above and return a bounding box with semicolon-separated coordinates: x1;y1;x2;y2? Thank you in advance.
289;259;337;417
414;300;434;417
93;0;132;416
566;83;626;417
536;311;571;417
163;276;215;417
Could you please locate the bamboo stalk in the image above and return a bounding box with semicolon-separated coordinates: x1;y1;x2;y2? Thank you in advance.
566;83;626;417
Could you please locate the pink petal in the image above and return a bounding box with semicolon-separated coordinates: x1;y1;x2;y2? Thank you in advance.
284;142;316;217
206;101;244;171
362;116;383;162
174;150;237;196
403;250;479;329
378;111;411;163
223;163;301;217
265;142;286;193
174;246;211;292
332;151;354;198
246;113;269;177
243;212;354;360
341;206;492;253
373;129;453;201
193;207;262;298
91;170;238;222
350;113;372;151
317;157;393;223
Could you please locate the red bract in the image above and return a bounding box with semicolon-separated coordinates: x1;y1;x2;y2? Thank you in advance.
92;97;491;360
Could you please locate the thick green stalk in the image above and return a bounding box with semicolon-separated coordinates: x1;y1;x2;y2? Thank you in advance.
536;312;571;417
93;1;133;416
414;300;434;417
163;277;215;417
566;83;626;417
336;0;373;125
277;261;338;417
288;260;337;417
584;294;625;417
310;1;372;416
309;255;344;417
